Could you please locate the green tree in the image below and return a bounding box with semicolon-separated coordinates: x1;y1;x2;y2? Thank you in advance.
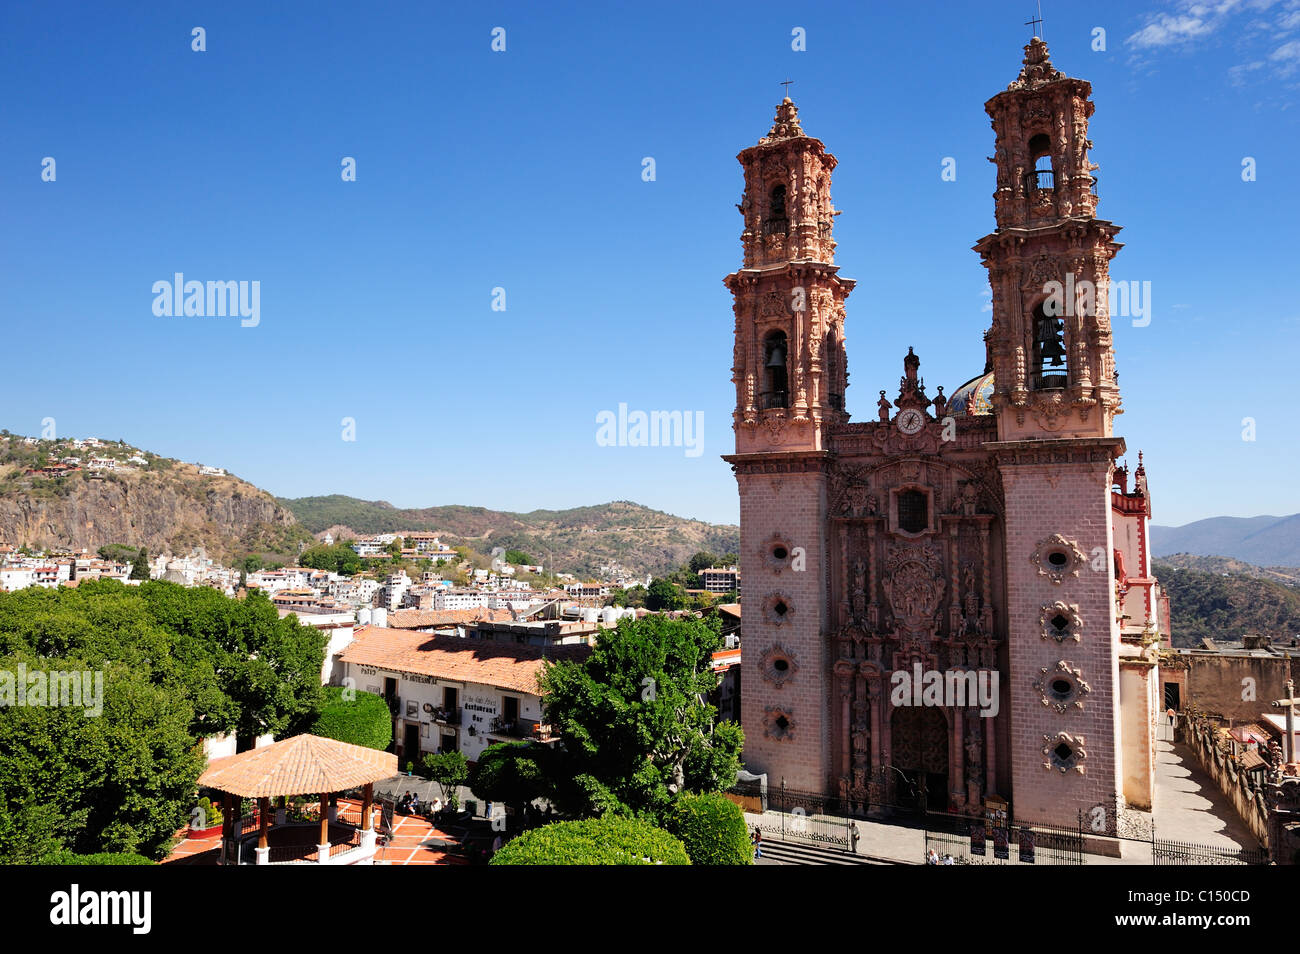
97;544;139;564
310;687;393;750
539;614;743;820
489;817;690;866
688;551;718;575
129;547;150;580
645;578;684;611
241;555;262;574
471;742;550;823
504;549;533;566
423;751;469;811
664;792;752;865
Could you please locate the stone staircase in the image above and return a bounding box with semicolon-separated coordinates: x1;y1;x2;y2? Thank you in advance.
758;838;906;865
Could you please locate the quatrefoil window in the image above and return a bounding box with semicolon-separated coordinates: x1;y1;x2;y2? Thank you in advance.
764;706;796;742
1040;601;1082;643
1041;731;1087;774
763;592;795;626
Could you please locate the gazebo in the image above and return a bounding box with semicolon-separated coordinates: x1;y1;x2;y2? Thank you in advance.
198;733;397;865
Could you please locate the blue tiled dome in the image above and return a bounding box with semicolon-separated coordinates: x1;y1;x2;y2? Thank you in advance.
947;370;994;417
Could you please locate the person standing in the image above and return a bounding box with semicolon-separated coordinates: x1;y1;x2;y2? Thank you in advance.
752;827;763;859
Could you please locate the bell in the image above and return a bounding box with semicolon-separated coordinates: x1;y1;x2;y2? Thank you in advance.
766;343;787;368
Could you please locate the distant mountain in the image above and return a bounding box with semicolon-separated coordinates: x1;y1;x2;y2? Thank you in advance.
1150;514;1300;568
1155;553;1300;588
279;496;739;578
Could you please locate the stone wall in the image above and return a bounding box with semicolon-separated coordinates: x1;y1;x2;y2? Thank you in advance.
1179;712;1270;850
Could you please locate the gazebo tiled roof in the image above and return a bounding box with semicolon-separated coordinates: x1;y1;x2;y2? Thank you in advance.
198;733;397;799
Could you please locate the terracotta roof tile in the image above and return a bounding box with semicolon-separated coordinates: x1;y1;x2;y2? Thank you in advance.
339;626;589;694
198;733;397;798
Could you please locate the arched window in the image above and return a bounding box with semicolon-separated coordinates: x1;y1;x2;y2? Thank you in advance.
897;490;928;534
766;184;789;235
825;331;843;410
1031;300;1068;389
1027;133;1054;192
762;331;789;409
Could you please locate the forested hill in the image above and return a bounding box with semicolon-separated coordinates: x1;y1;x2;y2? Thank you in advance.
279;496;739;578
1155;560;1300;648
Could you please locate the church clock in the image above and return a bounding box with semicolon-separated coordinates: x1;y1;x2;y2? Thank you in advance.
896;408;925;435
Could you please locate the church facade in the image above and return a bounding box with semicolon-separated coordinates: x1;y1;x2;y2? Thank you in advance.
724;38;1163;831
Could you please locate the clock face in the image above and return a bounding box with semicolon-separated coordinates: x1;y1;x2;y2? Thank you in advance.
897;409;925;435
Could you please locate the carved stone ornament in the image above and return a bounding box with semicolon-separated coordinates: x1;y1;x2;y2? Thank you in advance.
762;592;796;626
1033;659;1092;712
1040;601;1083;643
763;706;796;742
1029;533;1088;584
759;644;799;688
759;533;796;573
1041;731;1087;774
882;542;945;636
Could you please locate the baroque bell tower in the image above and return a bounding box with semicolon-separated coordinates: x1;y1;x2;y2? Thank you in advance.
724;97;853;792
977;38;1129;826
727;97;853;455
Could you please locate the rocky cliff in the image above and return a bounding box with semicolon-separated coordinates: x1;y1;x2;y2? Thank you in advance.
0;441;311;562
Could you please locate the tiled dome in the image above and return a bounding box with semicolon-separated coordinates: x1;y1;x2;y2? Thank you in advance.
947;370;995;417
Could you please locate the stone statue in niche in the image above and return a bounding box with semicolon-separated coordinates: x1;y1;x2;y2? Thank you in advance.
966;731;983;777
960;481;980;515
852;728;870;768
852;559;866;616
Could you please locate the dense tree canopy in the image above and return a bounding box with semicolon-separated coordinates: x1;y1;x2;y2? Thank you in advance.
489;817;690;866
471;742;550;819
0;579;327;862
664;792;752;865
298;542;364;576
539;614;743;821
311;687;392;750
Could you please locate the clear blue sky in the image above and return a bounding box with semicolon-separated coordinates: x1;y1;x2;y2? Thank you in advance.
2;1;1297;528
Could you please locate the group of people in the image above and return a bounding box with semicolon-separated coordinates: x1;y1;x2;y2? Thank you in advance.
398;791;443;816
925;849;955;865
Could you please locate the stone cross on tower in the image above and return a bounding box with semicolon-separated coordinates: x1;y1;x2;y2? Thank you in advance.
1270;670;1300;766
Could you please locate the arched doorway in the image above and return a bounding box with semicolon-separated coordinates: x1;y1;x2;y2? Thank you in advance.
892;706;949;812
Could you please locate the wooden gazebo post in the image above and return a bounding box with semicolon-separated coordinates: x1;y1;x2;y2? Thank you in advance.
256;796;270;865
220;791;233;865
359;782;375;854
318;792;330;860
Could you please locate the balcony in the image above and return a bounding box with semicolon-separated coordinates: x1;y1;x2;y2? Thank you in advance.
761;391;788;410
762;217;789;236
431;706;462;726
1025;168;1055;193
488;717;556;741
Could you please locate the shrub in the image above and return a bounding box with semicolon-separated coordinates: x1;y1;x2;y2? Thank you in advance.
490;816;690;866
664;792;752;865
310;687;393;751
41;850;155;865
194;797;224;830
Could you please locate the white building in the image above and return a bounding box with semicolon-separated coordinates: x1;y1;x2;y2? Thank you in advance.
337;626;590;765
